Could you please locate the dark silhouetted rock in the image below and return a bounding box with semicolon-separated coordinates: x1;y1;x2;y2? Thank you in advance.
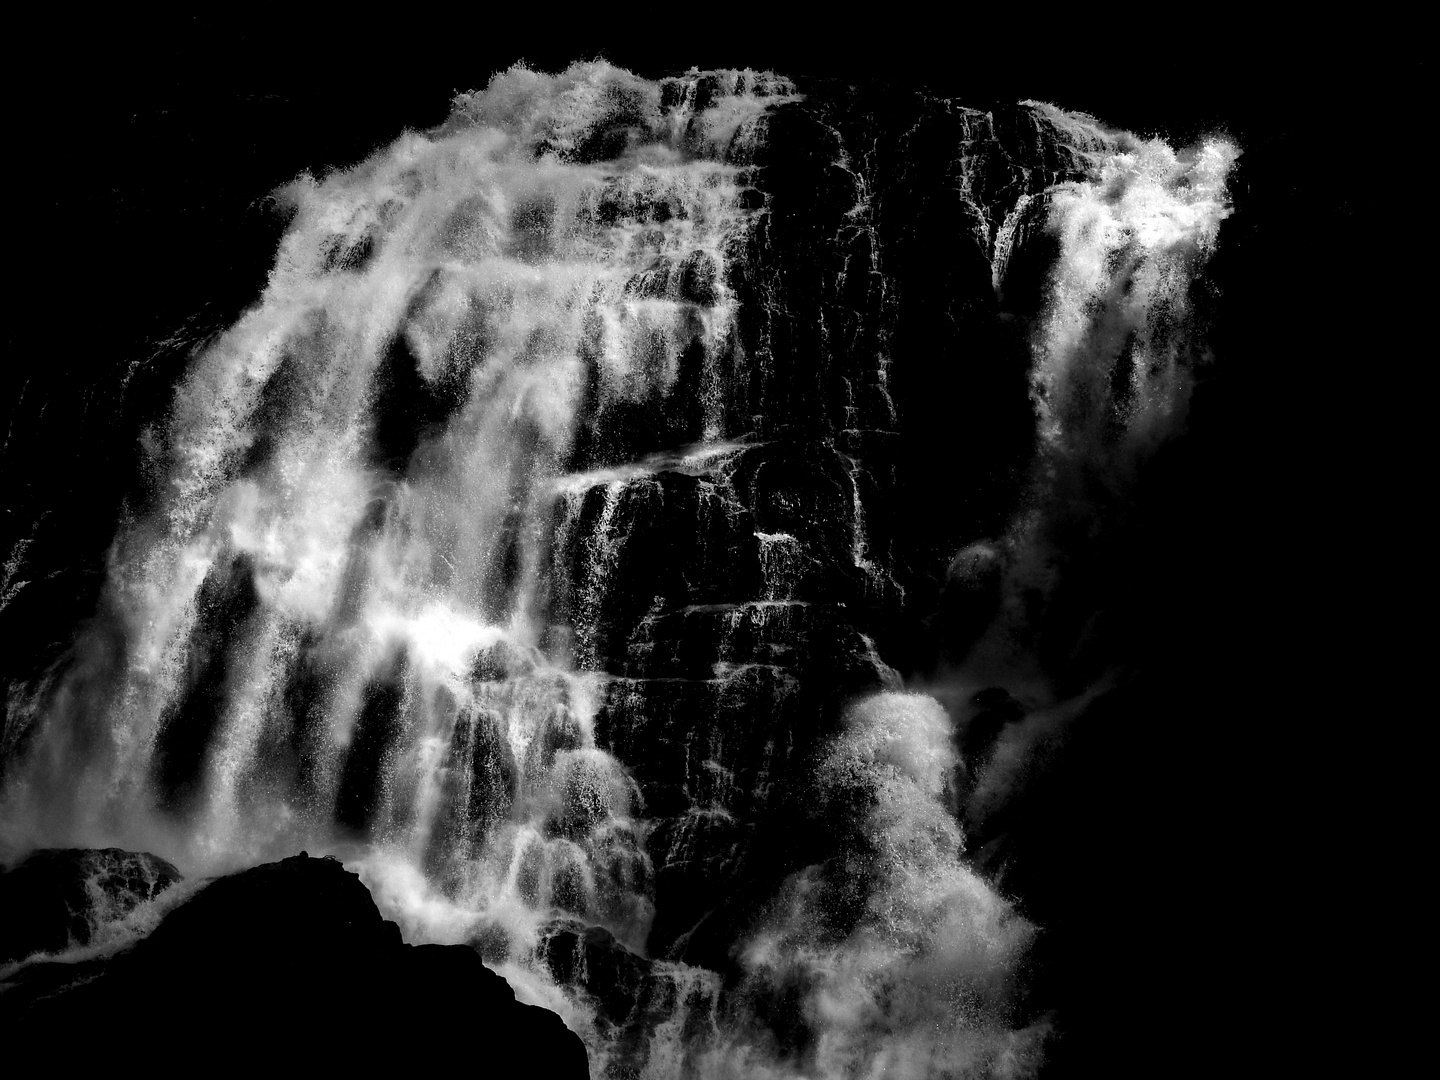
3;852;587;1076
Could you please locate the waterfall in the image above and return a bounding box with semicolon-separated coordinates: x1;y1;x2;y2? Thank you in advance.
0;61;1236;1079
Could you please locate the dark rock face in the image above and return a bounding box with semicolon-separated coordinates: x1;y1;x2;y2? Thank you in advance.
0;847;182;963
3;852;587;1076
542;85;1104;962
543;918;651;1028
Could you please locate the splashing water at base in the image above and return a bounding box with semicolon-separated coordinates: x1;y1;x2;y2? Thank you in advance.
640;693;1043;1080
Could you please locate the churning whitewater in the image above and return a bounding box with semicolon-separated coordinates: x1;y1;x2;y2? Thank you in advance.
0;62;1235;1078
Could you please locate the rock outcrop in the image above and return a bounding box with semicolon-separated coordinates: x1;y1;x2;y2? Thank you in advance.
3;852;588;1076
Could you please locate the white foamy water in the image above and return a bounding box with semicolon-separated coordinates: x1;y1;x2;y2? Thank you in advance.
2;60;782;862
1026;111;1238;457
651;693;1044;1080
960;113;1238;687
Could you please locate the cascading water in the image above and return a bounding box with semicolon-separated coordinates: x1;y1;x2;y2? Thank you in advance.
0;60;1236;1078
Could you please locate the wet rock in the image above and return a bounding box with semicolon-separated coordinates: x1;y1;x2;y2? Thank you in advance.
334;656;408;833
468;920;512;964
369;327;469;475
152;552;261;811
678;250;720;306
623;255;678;300
692;74;725;114
542;919;651;1026
0;847;182;963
